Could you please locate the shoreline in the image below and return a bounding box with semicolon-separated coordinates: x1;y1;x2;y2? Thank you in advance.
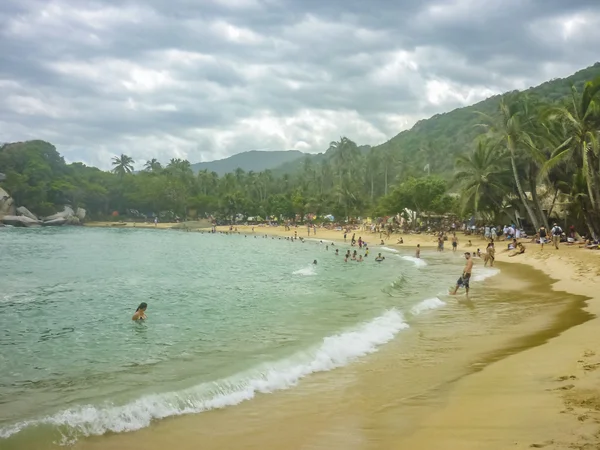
179;225;600;448
18;224;600;449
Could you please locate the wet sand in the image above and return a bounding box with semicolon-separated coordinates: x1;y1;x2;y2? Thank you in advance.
66;225;600;450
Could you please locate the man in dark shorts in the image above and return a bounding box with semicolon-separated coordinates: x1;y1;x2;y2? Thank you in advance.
451;252;473;297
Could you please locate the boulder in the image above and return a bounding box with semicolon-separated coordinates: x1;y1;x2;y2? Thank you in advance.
66;216;80;225
75;207;86;220
0;187;15;217
1;215;42;227
45;206;75;222
43;217;67;226
16;206;38;221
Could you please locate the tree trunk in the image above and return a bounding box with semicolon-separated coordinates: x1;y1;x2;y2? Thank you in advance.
530;178;548;229
384;168;388;196
370;174;374;201
546;188;560;220
510;154;539;230
585;150;600;214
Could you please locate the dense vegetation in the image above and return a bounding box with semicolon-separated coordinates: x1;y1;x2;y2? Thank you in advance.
1;63;600;238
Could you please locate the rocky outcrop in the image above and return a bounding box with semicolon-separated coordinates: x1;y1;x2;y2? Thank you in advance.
1;215;42;227
43;217;68;226
75;207;86;220
16;206;38;221
45;206;75;222
0;187;15;217
1;202;85;227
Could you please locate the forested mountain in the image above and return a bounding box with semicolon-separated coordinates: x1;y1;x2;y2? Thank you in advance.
369;62;600;176
2;63;600;238
191;150;306;175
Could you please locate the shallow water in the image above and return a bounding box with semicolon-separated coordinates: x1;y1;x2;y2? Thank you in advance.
0;228;500;448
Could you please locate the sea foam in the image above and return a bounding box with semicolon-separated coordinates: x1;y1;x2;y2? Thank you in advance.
293;266;317;276
410;297;446;316
399;255;428;267
380;246;400;253
0;309;409;442
471;267;500;282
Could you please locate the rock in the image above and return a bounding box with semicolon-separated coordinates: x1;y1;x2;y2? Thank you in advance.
0;187;16;217
16;206;38;221
1;215;42;227
45;206;75;222
43;217;67;226
66;216;80;225
75;207;86;220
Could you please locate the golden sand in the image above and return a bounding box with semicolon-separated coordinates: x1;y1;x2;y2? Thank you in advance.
75;224;600;450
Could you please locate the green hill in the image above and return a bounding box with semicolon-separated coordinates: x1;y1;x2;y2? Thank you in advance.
191;150;306;175
371;62;600;174
263;63;600;178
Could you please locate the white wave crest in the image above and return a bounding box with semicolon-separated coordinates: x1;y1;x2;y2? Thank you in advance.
0;310;409;442
410;297;446;316
380;246;399;253
293;266;316;276
471;267;500;282
400;255;427;267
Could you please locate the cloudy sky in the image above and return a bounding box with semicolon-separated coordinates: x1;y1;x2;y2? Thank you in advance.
1;0;599;169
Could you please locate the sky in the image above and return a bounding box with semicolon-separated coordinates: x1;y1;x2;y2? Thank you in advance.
1;0;599;170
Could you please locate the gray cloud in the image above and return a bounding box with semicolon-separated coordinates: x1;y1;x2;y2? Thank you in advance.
0;0;599;169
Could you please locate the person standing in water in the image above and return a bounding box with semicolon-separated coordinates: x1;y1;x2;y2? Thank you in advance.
415;244;421;258
450;252;473;297
132;302;148;321
451;234;458;252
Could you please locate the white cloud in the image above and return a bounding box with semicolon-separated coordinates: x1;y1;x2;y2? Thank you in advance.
0;0;598;169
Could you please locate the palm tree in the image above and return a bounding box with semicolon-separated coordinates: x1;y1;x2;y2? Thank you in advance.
365;148;380;201
382;148;397;196
144;158;162;173
111;154;135;177
454;139;511;217
478;95;541;229
545;77;600;230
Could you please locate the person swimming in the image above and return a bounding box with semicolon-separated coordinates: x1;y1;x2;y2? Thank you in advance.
313;260;318;265
375;253;384;262
132;302;147;321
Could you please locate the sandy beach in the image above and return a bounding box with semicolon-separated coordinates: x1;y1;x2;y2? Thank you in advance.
71;223;600;449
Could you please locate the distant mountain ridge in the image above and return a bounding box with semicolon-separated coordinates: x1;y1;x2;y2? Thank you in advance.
191;150;306;175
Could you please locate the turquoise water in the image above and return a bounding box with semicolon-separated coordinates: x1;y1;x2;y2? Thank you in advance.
0;227;496;447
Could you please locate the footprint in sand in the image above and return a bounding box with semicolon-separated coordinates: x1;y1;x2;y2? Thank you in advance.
556;375;578;382
583;362;600;371
529;440;554;448
583;350;596;358
550;384;575;391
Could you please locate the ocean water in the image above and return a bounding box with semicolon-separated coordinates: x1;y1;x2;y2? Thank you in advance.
0;228;499;448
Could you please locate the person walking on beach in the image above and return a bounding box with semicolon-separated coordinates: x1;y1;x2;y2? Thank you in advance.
551;223;563;249
538;225;548;249
450;252;473;297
